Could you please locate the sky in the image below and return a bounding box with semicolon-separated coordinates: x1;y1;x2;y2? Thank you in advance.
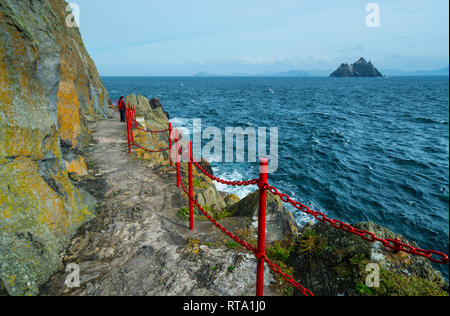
72;0;449;76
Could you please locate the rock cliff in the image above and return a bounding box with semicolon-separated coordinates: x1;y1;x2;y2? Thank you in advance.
330;58;383;77
287;221;448;296
0;0;110;295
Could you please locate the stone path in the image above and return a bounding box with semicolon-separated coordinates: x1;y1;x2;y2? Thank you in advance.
43;113;275;296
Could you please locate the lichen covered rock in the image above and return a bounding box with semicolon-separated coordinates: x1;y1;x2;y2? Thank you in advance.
1;0;109;295
224;194;240;208
227;190;298;243
287;221;448;296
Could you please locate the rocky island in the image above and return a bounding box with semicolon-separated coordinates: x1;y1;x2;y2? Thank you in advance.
330;58;384;77
1;1;448;297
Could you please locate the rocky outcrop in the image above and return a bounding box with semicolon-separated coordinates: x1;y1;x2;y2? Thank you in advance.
227;191;298;243
126;94;228;213
287;221;448;296
330;58;383;77
149;98;170;119
1;0;110;295
224;194;240;208
126;94;168;126
125;94;171;164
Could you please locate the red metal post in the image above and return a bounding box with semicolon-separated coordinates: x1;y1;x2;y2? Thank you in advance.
176;129;180;187
188;141;194;231
131;105;134;125
256;158;269;297
126;107;131;154
169;123;173;166
129;106;135;145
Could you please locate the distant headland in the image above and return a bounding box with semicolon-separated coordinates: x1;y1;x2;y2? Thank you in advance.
189;64;449;78
330;57;384;77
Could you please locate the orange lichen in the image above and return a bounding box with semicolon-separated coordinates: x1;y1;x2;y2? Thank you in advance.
0;157;69;234
65;156;88;176
57;80;81;147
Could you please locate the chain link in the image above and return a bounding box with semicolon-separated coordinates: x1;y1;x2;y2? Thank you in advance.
264;183;449;265
193;161;259;187
177;171;314;295
263;255;314;296
176;158;449;299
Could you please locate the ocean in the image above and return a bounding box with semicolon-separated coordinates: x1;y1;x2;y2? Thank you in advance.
103;76;449;279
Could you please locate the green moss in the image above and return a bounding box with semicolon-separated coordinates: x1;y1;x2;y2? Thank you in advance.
177;207;190;221
266;238;298;296
355;282;373;296
298;230;327;254
267;240;295;262
372;268;448;296
356;259;448;296
225;241;239;249
213;208;233;220
192;177;207;189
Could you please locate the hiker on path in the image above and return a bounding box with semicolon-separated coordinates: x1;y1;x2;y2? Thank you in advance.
118;96;126;122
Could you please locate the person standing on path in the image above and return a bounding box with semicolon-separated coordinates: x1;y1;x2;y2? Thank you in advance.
118;96;126;122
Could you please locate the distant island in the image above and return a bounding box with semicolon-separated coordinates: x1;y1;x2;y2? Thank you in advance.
191;64;449;78
330;57;383;77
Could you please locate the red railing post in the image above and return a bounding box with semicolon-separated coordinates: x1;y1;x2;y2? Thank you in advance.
176;129;180;188
256;158;269;297
128;106;135;145
169;123;173;166
188;141;194;231
126;106;131;154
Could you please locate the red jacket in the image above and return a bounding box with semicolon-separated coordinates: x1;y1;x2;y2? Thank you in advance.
118;99;125;111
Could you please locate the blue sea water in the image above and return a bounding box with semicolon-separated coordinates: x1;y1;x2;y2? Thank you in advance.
103;76;449;279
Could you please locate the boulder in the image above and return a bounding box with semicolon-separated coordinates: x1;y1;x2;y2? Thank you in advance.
227;191;298;243
149;98;170;119
224;194;240;208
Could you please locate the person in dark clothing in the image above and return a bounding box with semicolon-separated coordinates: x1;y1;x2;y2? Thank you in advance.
118;96;126;122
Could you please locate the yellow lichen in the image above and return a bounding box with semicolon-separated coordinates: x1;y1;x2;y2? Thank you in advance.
56;80;81;147
65;156;88;176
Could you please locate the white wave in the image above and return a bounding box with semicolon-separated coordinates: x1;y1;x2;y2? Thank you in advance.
170;117;193;129
213;168;257;199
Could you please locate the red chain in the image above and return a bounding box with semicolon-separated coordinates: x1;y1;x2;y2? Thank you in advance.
177;171;313;295
193;197;257;253
133;123;170;133
133;141;170;153
262;255;314;296
193;161;259;187
264;183;449;265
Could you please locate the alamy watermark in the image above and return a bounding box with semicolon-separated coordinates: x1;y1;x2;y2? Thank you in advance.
66;3;80;28
365;263;380;288
365;3;381;28
65;263;80;288
172;119;279;173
